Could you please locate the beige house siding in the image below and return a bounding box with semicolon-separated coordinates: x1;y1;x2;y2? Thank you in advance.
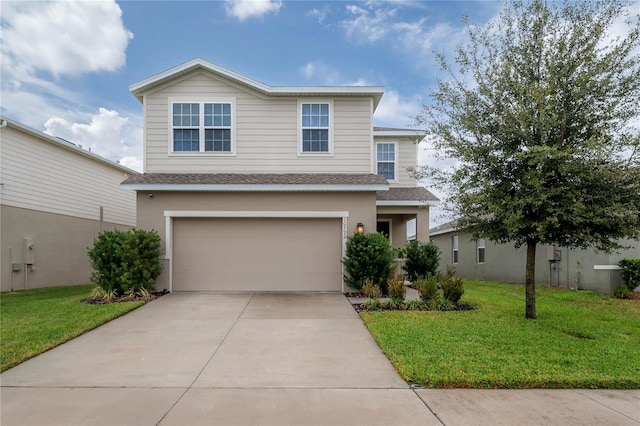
0;124;136;225
397;138;419;187
430;231;639;295
143;71;373;173
136;191;377;291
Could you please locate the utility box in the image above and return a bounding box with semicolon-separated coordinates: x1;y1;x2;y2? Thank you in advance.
12;263;22;272
546;245;556;261
23;238;35;265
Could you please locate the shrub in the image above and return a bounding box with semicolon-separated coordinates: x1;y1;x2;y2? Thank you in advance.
387;275;406;302
343;232;394;292
441;276;465;303
362;280;382;300
403;240;440;283
415;275;438;302
428;294;454;311
88;229;163;297
612;284;631;299
619;258;640;292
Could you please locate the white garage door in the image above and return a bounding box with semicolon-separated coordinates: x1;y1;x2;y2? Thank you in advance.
172;217;343;291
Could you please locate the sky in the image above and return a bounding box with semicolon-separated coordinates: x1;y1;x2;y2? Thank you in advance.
1;0;636;227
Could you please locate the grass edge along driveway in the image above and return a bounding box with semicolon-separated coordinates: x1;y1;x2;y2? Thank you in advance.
1;285;143;372
361;280;640;389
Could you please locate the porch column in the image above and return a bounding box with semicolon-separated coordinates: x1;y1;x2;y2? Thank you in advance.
416;207;429;242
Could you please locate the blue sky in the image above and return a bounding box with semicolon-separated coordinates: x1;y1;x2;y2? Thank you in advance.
1;1;501;165
0;1;526;226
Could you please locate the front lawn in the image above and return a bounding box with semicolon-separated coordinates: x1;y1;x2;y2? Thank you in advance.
1;285;143;372
361;280;640;388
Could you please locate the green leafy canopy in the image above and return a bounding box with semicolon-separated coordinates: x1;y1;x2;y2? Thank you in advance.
418;0;640;252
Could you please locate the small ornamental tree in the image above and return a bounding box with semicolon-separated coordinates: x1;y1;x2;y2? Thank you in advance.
343;232;394;293
88;229;163;296
418;0;640;318
403;240;440;283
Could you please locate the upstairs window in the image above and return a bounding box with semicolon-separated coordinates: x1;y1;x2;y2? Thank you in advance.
301;102;330;153
172;101;233;153
376;142;396;180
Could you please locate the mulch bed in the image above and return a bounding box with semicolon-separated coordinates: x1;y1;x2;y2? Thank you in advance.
352;302;475;313
83;289;169;305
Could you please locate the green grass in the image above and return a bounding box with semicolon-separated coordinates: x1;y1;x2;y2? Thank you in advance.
361;280;640;389
1;285;143;372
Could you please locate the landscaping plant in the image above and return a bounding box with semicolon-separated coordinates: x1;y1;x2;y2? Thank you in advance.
343;232;394;292
402;240;440;282
619;258;640;293
88;229;163;298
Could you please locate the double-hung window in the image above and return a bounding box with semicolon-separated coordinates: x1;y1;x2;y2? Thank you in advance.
172;101;233;153
301;102;330;153
376;142;396;180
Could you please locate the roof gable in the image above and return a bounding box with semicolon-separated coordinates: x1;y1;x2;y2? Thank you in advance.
130;58;384;108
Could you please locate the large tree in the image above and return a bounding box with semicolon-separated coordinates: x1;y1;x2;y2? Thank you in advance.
419;0;640;319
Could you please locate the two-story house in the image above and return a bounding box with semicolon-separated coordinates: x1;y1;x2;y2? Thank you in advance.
122;58;438;292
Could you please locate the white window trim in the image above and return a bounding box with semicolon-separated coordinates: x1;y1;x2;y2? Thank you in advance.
477;238;486;264
375;141;398;182
168;98;236;156
298;100;334;156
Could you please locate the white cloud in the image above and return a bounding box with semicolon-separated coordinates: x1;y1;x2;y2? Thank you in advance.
298;61;342;85
373;90;422;128
342;4;396;43
225;0;283;21
44;109;143;172
0;1;140;170
307;5;331;25
1;0;132;77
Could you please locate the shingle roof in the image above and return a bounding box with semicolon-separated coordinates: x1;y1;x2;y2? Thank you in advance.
376;187;439;202
429;219;459;235
121;173;388;188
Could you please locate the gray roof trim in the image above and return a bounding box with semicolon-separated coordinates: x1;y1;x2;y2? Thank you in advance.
121;173;389;192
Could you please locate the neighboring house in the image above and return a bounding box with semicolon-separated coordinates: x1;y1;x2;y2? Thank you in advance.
429;220;639;294
121;58;438;292
0;117;137;292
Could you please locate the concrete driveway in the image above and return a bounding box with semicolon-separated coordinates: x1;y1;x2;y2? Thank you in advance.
1;293;638;426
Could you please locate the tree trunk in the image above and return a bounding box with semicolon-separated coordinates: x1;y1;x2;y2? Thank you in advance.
525;241;537;319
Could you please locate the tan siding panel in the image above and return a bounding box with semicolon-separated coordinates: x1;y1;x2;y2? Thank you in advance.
144;72;374;173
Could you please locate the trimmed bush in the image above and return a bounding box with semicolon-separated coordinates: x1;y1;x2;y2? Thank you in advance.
415;275;438;302
619;258;640;292
403;240;440;283
343;232;394;292
441;276;465;303
88;229;163;296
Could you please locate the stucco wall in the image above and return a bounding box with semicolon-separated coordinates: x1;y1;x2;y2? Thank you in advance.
135;190;378;290
430;231;639;294
1;205;131;292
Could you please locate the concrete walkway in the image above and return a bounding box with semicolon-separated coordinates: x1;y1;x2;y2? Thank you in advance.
1;293;638;425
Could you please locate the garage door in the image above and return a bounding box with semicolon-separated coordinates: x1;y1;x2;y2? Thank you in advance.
172;217;343;291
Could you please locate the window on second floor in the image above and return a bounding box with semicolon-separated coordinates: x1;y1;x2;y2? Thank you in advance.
172;101;233;154
300;102;330;154
452;235;459;264
376;142;396;180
